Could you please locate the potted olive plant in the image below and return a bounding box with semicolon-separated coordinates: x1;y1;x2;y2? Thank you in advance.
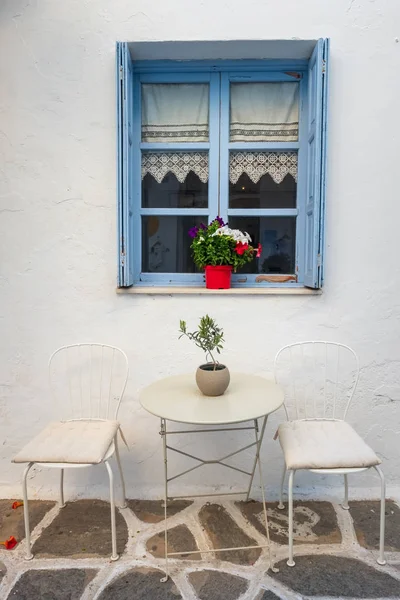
179;315;230;396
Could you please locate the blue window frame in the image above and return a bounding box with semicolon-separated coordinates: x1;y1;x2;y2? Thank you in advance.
116;40;329;289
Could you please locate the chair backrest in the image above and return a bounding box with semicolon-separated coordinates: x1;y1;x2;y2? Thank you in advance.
48;344;129;421
274;341;359;421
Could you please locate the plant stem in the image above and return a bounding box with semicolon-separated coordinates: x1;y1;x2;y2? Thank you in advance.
208;350;217;369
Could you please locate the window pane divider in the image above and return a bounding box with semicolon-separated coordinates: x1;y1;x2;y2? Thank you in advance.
140;142;210;151
228;142;299;150
139;273;204;283
227;209;298;217
228;71;302;82
140;208;210;216
138;72;213;83
133;60;309;74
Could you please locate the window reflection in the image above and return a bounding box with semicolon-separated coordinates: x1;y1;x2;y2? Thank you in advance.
142;216;205;273
229;173;296;209
229;217;296;274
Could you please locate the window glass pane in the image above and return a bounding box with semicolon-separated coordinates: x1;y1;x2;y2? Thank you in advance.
142;83;209;142
142;215;205;273
229;151;297;208
230;82;299;142
141;152;208;208
229;216;296;274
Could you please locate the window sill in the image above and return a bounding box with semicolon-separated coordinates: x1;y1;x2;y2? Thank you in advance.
116;286;322;296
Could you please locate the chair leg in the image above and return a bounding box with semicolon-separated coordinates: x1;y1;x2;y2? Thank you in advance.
22;463;34;560
105;460;119;561
59;469;66;508
342;474;349;510
287;470;295;567
278;463;286;509
374;466;386;565
114;436;127;508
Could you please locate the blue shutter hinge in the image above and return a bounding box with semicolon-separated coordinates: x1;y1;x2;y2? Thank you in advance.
317;253;322;267
120;236;126;266
119;66;123;81
322;60;326;74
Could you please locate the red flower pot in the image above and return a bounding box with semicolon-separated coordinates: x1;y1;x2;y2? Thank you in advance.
205;265;232;289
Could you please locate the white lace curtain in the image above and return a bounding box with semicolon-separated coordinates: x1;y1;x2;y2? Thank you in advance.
229;152;298;184
141;152;297;185
141;81;298;143
141;81;298;184
142;152;209;184
230;82;299;142
141;83;209;142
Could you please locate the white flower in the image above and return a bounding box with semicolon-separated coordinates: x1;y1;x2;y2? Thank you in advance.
211;225;252;245
211;225;230;237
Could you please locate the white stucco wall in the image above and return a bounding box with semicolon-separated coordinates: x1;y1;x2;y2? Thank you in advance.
1;0;400;502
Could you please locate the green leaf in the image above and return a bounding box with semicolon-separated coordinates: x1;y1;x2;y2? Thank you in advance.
178;315;225;365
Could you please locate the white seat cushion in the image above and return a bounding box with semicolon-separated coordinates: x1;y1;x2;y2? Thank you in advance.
13;420;120;465
278;419;381;470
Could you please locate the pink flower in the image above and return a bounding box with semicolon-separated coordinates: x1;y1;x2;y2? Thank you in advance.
256;243;262;258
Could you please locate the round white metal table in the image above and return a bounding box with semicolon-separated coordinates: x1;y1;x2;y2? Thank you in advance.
140;372;284;578
140;372;284;424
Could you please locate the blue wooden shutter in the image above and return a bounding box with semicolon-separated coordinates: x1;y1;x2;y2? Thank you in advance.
304;38;329;288
116;42;134;286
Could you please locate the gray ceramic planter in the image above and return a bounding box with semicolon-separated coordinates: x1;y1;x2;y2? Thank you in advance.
195;363;230;396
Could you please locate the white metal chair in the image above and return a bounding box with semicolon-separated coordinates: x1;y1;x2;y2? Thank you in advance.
13;344;129;561
274;341;385;567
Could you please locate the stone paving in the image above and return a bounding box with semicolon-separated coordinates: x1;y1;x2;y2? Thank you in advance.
0;497;399;599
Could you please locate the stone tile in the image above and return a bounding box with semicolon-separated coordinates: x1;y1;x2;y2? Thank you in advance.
0;499;55;551
237;500;341;545
0;561;6;583
273;555;400;598
392;564;400;575
147;524;201;560
189;570;249;600
128;499;193;524
32;500;128;558
198;503;260;565
98;567;182;599
253;591;281;600
6;568;97;600
349;500;400;552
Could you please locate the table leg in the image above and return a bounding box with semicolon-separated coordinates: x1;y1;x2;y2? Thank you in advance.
246;418;267;501
160;418;169;582
254;417;277;573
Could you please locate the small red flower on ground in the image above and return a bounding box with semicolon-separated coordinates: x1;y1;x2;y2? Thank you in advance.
235;242;249;255
1;536;17;550
12;501;23;510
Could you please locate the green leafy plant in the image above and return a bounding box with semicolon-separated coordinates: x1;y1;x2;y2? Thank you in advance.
179;315;224;369
188;217;261;271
